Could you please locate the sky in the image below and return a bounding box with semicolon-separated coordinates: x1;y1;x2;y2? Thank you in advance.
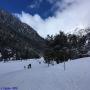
0;0;90;37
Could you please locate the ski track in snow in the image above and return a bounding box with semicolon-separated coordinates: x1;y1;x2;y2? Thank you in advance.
0;57;90;90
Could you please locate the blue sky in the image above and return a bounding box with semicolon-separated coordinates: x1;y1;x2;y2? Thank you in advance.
0;0;90;37
0;0;62;19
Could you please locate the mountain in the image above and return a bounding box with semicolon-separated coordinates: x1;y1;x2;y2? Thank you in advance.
0;9;46;60
73;28;90;37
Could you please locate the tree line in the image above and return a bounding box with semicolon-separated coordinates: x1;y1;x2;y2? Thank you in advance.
43;31;87;64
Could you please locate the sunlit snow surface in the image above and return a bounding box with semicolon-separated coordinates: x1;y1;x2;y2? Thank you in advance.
0;57;90;90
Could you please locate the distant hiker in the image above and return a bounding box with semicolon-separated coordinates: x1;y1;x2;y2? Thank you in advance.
39;61;41;64
24;66;26;69
28;64;31;69
29;64;31;68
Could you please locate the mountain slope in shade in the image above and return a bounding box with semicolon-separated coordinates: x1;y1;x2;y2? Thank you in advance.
0;9;46;59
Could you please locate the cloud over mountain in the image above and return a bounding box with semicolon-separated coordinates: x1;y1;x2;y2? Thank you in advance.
16;0;90;37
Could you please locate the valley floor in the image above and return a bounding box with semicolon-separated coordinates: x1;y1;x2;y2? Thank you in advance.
0;57;90;90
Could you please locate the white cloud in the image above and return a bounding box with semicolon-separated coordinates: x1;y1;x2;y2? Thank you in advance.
28;0;43;9
28;4;36;9
15;0;90;38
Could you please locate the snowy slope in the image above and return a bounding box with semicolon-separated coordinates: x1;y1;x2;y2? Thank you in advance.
0;57;90;90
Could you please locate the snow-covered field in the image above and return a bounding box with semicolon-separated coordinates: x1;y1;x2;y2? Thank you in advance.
0;57;90;90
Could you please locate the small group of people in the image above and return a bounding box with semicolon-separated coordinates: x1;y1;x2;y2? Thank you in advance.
24;64;31;69
24;61;42;69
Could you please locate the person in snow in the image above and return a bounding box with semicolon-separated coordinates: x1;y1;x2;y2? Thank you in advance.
39;61;41;64
24;66;26;69
28;64;31;69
